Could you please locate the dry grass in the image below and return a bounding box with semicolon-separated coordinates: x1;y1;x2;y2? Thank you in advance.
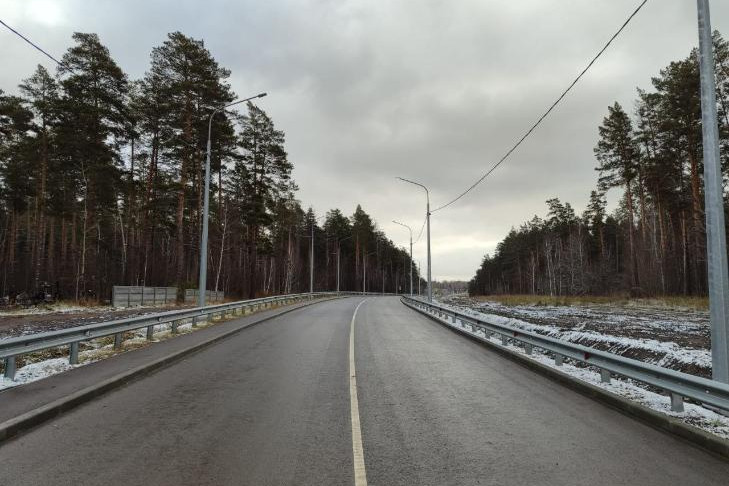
471;294;709;310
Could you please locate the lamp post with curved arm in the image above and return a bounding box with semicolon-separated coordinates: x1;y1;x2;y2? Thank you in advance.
363;249;378;295
393;220;413;296
199;92;267;308
337;235;353;293
397;177;431;302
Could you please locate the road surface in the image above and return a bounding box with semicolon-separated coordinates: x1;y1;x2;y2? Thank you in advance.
1;296;728;485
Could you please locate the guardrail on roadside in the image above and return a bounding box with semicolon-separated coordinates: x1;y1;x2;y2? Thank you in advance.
401;296;729;414
1;291;393;381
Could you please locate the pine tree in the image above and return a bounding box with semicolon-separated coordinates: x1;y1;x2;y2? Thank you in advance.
595;102;640;290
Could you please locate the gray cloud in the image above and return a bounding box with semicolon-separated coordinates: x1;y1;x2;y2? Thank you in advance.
2;0;726;280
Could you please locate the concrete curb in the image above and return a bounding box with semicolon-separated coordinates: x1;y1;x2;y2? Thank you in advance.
0;296;343;445
404;300;729;461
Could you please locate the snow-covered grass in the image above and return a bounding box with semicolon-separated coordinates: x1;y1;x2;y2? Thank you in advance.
0;314;221;391
469;294;709;310
0;302;89;316
445;295;711;377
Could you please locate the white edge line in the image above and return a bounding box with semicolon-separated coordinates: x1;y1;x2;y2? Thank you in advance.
349;298;369;486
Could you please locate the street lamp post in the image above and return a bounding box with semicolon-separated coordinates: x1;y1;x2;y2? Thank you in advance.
363;249;377;294
337;235;353;293
199;92;267;308
393;220;413;296
397;177;432;302
697;0;729;383
304;213;328;295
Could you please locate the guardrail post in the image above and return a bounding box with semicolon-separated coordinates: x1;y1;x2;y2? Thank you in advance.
670;392;684;413
600;369;611;384
192;316;198;328
171;320;180;334
524;344;533;355
501;335;508;346
451;314;456;324
146;325;154;340
69;342;79;364
114;333;123;350
554;354;563;366
4;356;17;380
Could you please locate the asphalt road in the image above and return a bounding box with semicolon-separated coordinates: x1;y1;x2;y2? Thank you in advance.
1;296;728;485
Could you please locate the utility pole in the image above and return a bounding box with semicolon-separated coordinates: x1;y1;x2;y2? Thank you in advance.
337;247;340;293
310;222;314;294
398;177;432;302
393;220;413;296
363;249;377;294
336;235;352;293
697;0;729;383
199;92;266;308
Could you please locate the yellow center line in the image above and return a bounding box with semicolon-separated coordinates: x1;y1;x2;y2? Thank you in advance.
349;298;369;486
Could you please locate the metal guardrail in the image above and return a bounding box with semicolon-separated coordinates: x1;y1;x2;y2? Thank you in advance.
0;291;396;381
0;292;351;381
402;296;729;414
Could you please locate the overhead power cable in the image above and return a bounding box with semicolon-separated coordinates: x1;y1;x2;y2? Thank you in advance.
413;213;427;244
431;0;649;213
0;19;72;71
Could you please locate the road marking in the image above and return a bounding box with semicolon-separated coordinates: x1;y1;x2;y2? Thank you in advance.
349;299;369;486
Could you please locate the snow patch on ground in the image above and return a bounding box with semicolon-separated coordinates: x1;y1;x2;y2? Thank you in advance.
444;297;711;374
0;303;88;317
0;316;212;391
0;357;79;389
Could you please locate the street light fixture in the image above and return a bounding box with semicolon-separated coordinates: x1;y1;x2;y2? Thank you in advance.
336;235;353;293
302;213;328;294
363;249;378;295
397;177;432;302
199;92;267;308
392;220;413;296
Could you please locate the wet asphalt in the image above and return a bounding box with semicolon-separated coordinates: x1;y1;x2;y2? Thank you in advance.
1;296;728;485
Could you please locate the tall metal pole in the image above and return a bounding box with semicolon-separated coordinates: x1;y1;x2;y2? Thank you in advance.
426;197;432;302
310;222;314;294
409;237;413;296
393;220;413;296
335;235;352;294
199;92;266;308
397;177;432;302
198;118;215;308
337;245;341;293
418;261;421;296
363;254;366;294
698;0;729;383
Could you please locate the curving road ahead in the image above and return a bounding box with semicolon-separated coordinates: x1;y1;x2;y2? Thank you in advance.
1;296;728;485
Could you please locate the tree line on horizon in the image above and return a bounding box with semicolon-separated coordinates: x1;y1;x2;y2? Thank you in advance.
0;31;420;302
469;31;729;298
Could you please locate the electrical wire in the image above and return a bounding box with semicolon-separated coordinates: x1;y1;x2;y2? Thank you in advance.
0;19;72;71
431;0;649;213
413;213;427;244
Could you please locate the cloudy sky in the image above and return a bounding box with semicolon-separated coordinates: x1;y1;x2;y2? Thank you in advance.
1;0;727;280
